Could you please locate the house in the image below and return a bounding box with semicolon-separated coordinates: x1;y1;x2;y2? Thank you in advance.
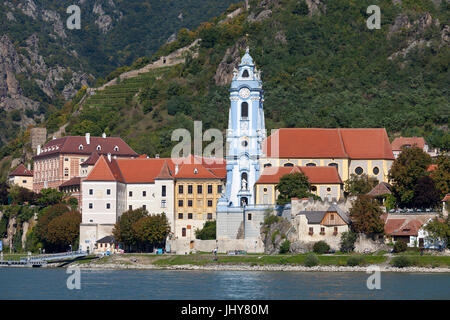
8;164;34;191
391;136;439;158
367;182;392;204
293;204;350;249
261;128;394;184
79;155;226;251
255;165;343;204
95;235;117;254
32;133;138;194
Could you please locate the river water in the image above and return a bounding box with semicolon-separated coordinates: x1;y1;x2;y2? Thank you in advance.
0;268;449;299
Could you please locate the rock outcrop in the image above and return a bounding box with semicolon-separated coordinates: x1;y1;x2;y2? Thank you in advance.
214;37;247;86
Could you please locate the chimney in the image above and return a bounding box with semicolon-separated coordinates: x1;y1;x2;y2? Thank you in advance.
27;163;31;171
102;132;106;138
107;153;111;162
85;133;90;145
175;164;179;175
37;145;41;155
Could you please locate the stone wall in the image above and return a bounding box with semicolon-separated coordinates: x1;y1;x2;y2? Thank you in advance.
30;127;47;151
168;238;265;254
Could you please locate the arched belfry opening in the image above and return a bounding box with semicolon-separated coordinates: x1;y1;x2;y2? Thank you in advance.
242;69;249;78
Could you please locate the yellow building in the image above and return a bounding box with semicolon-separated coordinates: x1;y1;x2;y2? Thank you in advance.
8;164;34;191
261;128;395;184
255;166;343;204
173;162;226;240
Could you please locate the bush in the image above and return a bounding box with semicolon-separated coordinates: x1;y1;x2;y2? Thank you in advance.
393;241;408;253
340;231;358;253
347;256;365;266
391;256;412;268
313;241;330;254
279;240;290;254
195;220;216;240
304;253;319;267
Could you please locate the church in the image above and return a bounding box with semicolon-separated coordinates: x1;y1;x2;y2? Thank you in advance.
216;48;394;241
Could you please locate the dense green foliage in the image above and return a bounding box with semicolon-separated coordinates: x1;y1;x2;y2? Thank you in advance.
424;217;450;249
304;252;319;267
132;213;171;249
313;240;330;254
195;220;217;240
279;239;291;254
339;231;358;253
344;174;379;196
391;255;412;268
58;0;449;160
393;240;408;253
276;172;318;205
347;255;365;266
349;195;385;236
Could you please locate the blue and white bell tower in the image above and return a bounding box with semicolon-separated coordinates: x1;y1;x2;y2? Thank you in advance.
221;47;266;208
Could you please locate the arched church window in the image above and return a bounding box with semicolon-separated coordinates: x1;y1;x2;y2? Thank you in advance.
241;172;248;190
264;163;272;168
241;102;248;118
242;69;249;78
306;163;316;167
284;163;294;167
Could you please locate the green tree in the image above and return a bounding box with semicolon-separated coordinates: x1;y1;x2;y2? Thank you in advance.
413;176;441;209
344;174;379;196
388;147;432;208
0;182;9;205
313;241;330;254
195;220;216;240
431;156;450;198
279;239;290;254
8;185;37;205
67;197;79;210
112;208;148;248
276;172;317;205
34;203;71;251
340;231;358;253
46;211;81;252
132;213;171;249
349;195;385;236
424;217;450;249
36;188;64;207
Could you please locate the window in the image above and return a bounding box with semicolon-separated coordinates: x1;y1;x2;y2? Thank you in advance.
142;191;146;197
129;205;132;211
65;158;69;162
197;185;202;194
327;187;331;192
355;166;363;175
217;185;222;194
208;185;213;194
188;185;193;194
373;167;380;175
283;162;294;167
330;214;334;220
188;200;193;207
241;140;248;147
162;185;166;197
89;189;93;195
309;227;313;235
129;191;133;197
161;200;166;208
306;163;316;167
22;180;27;184
333;227;338;235
143;205;146;210
320;227;325;235
242;69;249;77
207;213;213;220
114;146;119;151
96;145;101;151
263;187;268;192
106;203;110;209
89;203;93;209
182;228;186;237
178;200;183;207
241;102;248;118
311;186;317;192
248;213;252;220
178;185;184;194
78;145;83;150
208;200;213;207
178;213;183;219
107;189;111;195
64;168;69;177
264;163;272;168
188;213;193;219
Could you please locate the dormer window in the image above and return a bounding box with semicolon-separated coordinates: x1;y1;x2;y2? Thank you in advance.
242;69;249;78
114;146;119;152
194;168;198;174
96;145;101;151
78;145;83;150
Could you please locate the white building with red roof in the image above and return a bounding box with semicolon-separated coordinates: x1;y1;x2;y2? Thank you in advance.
8;164;34;191
391;136;439;158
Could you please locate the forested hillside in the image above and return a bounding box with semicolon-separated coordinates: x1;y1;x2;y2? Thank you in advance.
1;0;449;179
0;0;240;148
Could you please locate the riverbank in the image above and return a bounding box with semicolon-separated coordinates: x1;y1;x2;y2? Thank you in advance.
68;252;450;273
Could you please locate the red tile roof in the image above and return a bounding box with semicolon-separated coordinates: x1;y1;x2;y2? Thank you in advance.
255;166;342;185
59;177;81;188
391;137;426;151
385;218;424;236
443;194;450;202
384;219;406;235
263;128;394;160
9;164;33;177
84;156;125;183
156;161;174;180
33;136;138;159
115;158;174;183
174;163;221;179
81;152;100;166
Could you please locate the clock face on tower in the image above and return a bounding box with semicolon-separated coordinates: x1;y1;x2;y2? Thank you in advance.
239;88;250;99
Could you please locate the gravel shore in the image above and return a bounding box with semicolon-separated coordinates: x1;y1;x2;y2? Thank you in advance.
77;263;450;273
